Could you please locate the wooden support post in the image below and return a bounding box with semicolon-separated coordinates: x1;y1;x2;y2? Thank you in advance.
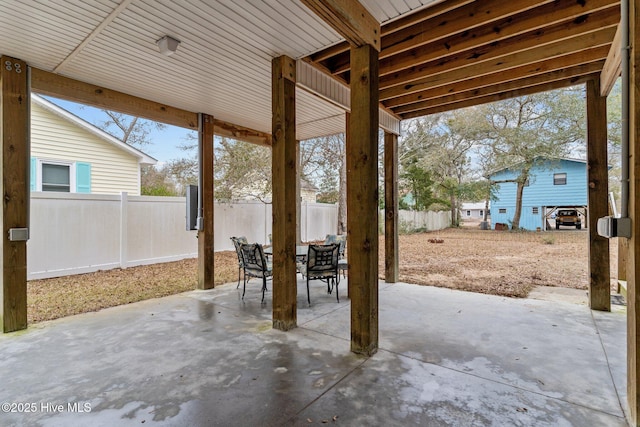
620;238;629;282
384;131;399;283
197;113;215;290
348;44;379;356
345;112;351;298
629;1;640;422
0;56;29;332
586;78;611;311
272;55;297;331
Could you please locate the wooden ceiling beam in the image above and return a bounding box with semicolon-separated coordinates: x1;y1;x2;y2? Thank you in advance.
329;0;606;76
394;62;604;115
601;23;622;96
31;68;272;146
381;0;557;60
377;1;619;78
308;0;474;63
380;26;616;101
213;120;272;147
384;46;610;108
301;0;380;50
31;67;198;130
401;75;595;119
380;9;619;91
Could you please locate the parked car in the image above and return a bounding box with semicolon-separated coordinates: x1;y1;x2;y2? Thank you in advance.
555;209;581;229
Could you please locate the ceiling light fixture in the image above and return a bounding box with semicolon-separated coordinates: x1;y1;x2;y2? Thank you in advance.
156;35;180;56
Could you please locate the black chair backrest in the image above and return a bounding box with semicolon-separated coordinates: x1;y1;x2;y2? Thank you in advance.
336;235;346;258
231;236;248;264
240;243;268;272
307;244;339;274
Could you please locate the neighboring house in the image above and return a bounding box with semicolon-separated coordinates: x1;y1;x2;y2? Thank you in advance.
489;158;587;231
300;179;318;203
30;94;156;196
461;202;487;220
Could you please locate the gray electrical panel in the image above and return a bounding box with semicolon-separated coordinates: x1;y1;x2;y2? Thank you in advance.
186;185;198;231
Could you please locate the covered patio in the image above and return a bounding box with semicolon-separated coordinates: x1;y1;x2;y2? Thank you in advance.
1;0;640;425
0;279;628;426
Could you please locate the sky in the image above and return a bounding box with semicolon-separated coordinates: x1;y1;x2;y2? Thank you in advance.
44;97;196;165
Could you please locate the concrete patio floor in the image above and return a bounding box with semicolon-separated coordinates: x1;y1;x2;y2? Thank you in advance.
0;278;629;426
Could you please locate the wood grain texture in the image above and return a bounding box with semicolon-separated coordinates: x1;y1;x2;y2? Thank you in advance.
586;78;611;311
628;1;640;421
380;26;617;99
347;44;379;356
197;113;215;290
384;132;398;283
302;0;380;50
385;47;610;108
0;56;29;332
306;0;619;121
601;23;622;96
272;55;298;331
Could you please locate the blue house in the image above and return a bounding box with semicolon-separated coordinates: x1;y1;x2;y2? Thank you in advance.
489;158;587;231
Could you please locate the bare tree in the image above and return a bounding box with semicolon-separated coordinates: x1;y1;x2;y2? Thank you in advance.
300;134;347;233
98;111;165;148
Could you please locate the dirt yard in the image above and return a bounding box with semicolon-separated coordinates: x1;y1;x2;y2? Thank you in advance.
27;228;615;324
389;228;610;298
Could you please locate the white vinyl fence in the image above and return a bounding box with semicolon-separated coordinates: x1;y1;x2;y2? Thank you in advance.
379;209;451;233
28;193;337;280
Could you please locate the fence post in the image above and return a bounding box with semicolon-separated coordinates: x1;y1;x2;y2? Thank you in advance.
304;202;309;242
120;192;128;269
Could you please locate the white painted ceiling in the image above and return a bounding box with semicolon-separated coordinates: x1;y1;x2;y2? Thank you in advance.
0;0;440;139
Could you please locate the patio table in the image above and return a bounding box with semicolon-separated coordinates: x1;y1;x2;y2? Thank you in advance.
263;245;308;262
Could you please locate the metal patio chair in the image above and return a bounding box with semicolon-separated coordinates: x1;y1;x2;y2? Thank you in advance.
230;236;248;289
239;243;272;303
298;243;340;305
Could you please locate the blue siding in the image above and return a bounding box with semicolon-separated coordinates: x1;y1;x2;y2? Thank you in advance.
490;159;587;230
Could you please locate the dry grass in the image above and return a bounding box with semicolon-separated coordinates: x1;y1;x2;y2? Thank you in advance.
28;228;611;324
28;252;238;324
383;228;596;298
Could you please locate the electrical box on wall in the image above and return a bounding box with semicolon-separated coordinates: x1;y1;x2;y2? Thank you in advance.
597;216;631;238
8;228;29;241
186;185;198;231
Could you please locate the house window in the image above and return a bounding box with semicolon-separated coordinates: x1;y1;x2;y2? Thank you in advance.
466;210;471;216
41;162;72;192
553;173;567;185
479;210;483;216
532;207;539;214
33;158;91;193
498;208;506;214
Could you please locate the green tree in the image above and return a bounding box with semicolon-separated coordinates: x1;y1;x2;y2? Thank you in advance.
399;114;476;225
140;164;178;196
400;158;436;211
